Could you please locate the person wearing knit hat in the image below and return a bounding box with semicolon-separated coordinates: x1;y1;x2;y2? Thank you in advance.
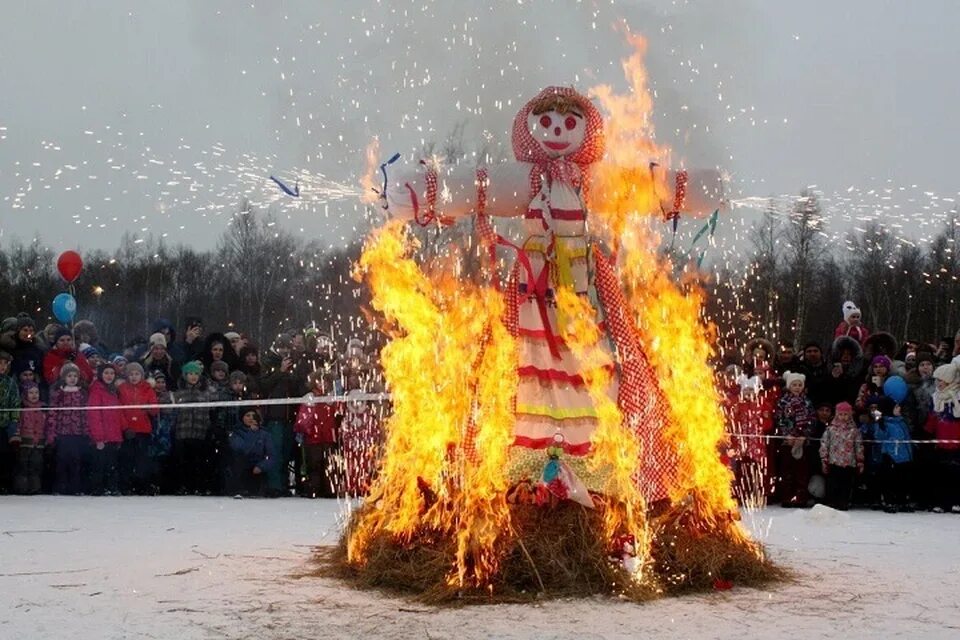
173;359;212;494
87;362;123;496
926;362;960;512
117;359;158;494
834;300;871;346
228;406;274;497
210;360;230;377
142;332;176;387
223;331;242;356
47;360;89;495
775;371;815;507
181;360;204;377
819;401;863;511
11;381;44;494
853;355;893;418
207;359;236;494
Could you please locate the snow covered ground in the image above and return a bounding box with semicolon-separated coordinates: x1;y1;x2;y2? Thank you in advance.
2;497;959;640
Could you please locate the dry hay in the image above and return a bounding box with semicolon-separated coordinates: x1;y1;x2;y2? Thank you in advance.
315;500;787;605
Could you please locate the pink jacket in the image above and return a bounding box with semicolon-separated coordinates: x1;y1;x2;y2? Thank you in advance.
16;400;46;446
87;380;124;444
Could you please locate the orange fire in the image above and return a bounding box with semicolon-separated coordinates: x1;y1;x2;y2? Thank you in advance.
347;221;518;587
347;34;744;592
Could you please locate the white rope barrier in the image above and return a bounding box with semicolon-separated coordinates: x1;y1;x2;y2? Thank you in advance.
7;392;391;413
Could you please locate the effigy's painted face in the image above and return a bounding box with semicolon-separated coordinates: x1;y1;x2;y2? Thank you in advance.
527;109;586;158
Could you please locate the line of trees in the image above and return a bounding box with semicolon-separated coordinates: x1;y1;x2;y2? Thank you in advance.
706;191;960;359
0;201;367;350
3;190;959;360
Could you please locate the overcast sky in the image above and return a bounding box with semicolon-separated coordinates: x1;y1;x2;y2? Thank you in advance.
1;0;959;252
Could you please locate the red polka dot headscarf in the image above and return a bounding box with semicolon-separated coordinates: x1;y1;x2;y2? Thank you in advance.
511;86;606;169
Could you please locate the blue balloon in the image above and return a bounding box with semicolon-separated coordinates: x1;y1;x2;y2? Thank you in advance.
52;293;77;324
883;375;908;404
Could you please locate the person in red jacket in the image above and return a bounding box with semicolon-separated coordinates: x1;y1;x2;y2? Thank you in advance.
834;301;871;346
117;362;158;494
87;363;124;495
295;370;343;498
42;327;95;387
925;362;960;512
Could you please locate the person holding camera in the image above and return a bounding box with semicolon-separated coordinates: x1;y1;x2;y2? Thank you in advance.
42;328;94;387
257;331;301;497
170;317;205;369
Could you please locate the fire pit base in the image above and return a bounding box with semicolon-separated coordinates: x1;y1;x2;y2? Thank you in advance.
316;501;787;605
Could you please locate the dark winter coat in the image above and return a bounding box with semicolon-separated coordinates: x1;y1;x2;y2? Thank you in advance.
798;358;832;407
173;378;211;441
229;424;275;471
11;336;45;383
258;351;301;424
827;336;866;405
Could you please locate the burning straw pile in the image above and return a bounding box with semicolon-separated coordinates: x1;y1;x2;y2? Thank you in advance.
319;497;784;604
314;222;785;605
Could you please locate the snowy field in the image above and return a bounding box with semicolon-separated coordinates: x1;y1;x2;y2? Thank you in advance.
2;497;959;640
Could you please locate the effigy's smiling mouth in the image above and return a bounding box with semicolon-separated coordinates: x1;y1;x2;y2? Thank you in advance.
544;141;570;150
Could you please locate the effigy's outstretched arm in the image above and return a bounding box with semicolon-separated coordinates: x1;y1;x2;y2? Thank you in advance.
384;162;536;223
651;165;726;217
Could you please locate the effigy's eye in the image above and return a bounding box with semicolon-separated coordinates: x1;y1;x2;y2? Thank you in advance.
564;116;577;131
539;115;552;129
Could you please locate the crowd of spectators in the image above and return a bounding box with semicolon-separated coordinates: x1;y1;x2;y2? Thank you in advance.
0;313;386;498
722;300;960;513
4;297;960;513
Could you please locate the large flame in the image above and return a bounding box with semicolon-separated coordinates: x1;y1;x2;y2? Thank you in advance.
348;221;518;586
588;31;670;241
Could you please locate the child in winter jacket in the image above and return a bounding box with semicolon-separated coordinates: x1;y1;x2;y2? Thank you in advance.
12;382;44;494
147;372;175;493
87;363;124;495
207;361;234;495
0;350;19;494
874;397;913;512
117;362;159;494
834;300;870;346
229;408;274;497
46;363;90;495
925;362;960;512
173;361;212;494
820;402;864;510
775;371;815;507
726;373;774;504
295;371;343;498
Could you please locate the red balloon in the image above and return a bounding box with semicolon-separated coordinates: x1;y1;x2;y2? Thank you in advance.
57;250;83;283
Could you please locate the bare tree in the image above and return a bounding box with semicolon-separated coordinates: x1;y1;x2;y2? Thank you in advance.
783;190;827;345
